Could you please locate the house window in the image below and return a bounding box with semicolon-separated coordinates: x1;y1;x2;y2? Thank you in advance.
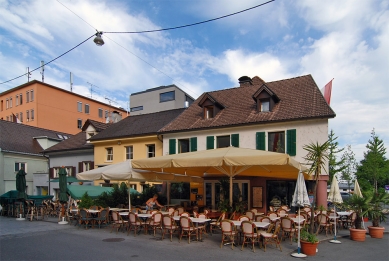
204;106;214;119
26;91;30;103
268;131;285;153
19;93;23;105
6;99;9;109
106;147;113;161
9;97;12;108
30;90;34;101
26;110;29;121
105;110;109;118
15;113;18;120
178;139;190;153
15;162;27;172
6;116;9;121
147;144;155;158
19;112;23;122
125;146;133;160
83;162;92;171
217;135;230;148
85;104;90;114
160;91;175;102
77;102;82;112
31;109;34;121
98;108;103;118
260;99;270;112
16;95;19;106
130;106;143;112
77;119;82;129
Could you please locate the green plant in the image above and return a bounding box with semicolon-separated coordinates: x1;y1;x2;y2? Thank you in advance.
303;141;330;234
365;191;389;227
217;199;232;213
300;227;319;243
78;192;94;209
346;194;369;229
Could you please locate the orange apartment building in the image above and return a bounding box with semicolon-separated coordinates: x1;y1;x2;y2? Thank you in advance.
0;80;127;134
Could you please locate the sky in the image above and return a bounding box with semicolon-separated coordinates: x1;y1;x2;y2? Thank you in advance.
0;0;388;162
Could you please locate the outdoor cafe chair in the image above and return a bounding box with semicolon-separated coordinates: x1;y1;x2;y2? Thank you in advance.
177;207;185;215
180;212;190;217
78;209;93;229
67;205;79;225
255;215;266;222
259;223;282;252
267;211;278;219
179;216;199;244
277;208;288;217
281;217;295;243
110;211;128;234
316;213;333;236
269;206;275;212
220;219;237;249
245;211;255;220
345;212;357;229
162;215;179;242
89;205;99;210
148;211;163;237
94;208;109;229
173;209;179;217
250;208;258;214
210;212;226;235
238;215;250;221
128;212;146;236
168;207;175;216
240;221;259;252
192;210;199;218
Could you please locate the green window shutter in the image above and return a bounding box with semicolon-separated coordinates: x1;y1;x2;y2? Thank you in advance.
287;129;297;156
206;136;214;150
231;134;239;147
169;139;176;155
190;137;197;152
256;132;265;150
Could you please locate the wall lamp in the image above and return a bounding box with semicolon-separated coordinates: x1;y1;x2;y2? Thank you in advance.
93;32;104;46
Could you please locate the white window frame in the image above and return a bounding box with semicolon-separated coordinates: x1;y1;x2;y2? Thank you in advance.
26;91;30;103
85;104;90;114
146;144;155;158
15;162;27;173
31;109;34;121
30;90;34;101
16;95;19;106
83;162;92;171
125;146;134;160
106;147;113;161
98;108;103;118
77;101;82;112
77;119;82;129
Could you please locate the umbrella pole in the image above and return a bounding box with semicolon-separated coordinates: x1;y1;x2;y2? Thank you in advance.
298;207;301;254
330;204;341;243
229;176;233;208
128;179;131;211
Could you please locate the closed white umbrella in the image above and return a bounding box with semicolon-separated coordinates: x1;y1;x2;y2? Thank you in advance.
353;179;365;228
291;171;310;258
327;176;343;243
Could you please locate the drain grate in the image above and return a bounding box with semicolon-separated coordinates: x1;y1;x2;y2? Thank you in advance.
102;238;125;242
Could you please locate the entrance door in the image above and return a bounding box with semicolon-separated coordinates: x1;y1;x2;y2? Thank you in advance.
205;180;249;210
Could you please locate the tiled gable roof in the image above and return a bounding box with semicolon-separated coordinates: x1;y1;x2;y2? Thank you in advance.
81;119;110;132
44;131;92;153
160;75;336;133
0;120;72;156
90;108;186;141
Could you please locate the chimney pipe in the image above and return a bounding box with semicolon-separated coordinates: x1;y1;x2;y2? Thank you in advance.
238;76;253;87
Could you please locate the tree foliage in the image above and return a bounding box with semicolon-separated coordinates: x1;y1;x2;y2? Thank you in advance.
328;129;346;184
339;145;357;191
355;129;388;193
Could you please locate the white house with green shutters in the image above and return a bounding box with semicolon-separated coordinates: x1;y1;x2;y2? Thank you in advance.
159;75;335;212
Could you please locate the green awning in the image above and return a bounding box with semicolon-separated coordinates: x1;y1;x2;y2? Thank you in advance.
50;176;91;183
67;185;113;200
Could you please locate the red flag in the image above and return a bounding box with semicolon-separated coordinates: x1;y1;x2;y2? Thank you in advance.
321;79;333;105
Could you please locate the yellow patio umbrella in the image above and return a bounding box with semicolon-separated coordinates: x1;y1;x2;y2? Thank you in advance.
132;147;308;206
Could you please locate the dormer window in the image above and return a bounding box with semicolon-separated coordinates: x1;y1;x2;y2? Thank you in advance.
252;84;280;112
205;106;214;119
260;99;270;112
198;93;225;120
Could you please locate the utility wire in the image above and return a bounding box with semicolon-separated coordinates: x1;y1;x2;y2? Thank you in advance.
56;0;97;31
1;0;275;86
104;0;275;34
0;34;95;85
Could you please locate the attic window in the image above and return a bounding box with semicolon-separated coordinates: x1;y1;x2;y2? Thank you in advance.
260;99;270;112
57;134;64;139
204;106;214;119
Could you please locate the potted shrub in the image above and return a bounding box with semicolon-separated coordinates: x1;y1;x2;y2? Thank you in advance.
347;194;369;241
366;191;389;238
300;228;319;256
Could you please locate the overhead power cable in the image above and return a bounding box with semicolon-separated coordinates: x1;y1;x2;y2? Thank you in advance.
104;0;275;34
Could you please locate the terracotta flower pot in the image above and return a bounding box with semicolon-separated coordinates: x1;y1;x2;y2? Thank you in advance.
368;226;385;239
349;228;366;241
300;240;319;256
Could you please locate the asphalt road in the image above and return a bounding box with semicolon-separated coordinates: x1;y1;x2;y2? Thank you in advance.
0;217;388;261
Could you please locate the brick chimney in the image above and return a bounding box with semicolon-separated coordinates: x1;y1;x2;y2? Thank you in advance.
238;76;253;87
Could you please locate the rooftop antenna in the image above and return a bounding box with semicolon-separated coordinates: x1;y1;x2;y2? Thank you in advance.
70;72;73;92
40;61;45;82
26;67;31;82
87;82;100;98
